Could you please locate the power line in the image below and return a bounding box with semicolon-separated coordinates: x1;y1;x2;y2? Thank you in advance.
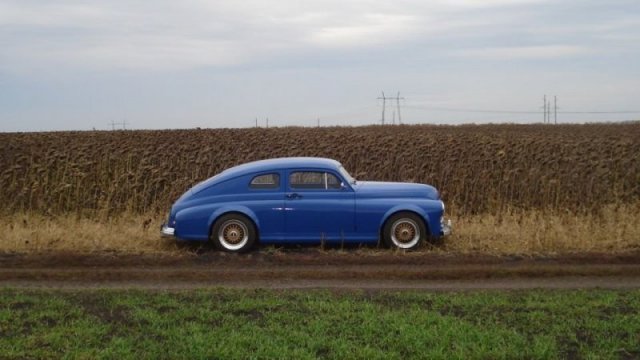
557;110;640;114
403;105;540;114
403;105;640;115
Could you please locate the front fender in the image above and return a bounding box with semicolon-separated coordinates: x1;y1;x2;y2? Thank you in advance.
379;204;439;236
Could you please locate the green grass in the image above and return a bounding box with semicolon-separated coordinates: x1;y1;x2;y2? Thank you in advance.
1;289;639;359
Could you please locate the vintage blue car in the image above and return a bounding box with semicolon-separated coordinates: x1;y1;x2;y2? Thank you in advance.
161;157;450;252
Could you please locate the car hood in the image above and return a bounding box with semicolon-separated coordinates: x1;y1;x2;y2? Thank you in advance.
354;181;439;200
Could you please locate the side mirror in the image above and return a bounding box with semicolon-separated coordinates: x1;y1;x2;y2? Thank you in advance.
340;182;348;190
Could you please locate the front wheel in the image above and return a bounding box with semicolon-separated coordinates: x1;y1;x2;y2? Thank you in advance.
211;214;257;253
382;212;427;250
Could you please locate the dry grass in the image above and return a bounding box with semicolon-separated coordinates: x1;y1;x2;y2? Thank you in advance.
0;213;173;254
2;206;638;255
447;203;640;255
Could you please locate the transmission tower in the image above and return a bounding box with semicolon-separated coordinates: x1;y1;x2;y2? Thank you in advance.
554;96;558;124
377;91;405;125
547;98;551;124
378;92;386;125
108;120;128;130
542;95;547;123
396;92;403;124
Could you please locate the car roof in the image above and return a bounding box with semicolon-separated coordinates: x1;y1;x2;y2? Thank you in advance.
222;157;341;178
189;157;343;195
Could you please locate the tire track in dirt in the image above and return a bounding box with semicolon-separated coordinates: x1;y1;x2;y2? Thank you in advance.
1;251;640;290
3;277;640;290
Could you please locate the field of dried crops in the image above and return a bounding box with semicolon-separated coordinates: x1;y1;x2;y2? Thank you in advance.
2;123;639;216
1;123;639;254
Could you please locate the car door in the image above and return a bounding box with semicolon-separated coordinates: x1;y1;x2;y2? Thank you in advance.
245;172;285;242
283;169;355;242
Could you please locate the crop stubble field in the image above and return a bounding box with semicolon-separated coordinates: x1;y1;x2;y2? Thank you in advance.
0;122;639;254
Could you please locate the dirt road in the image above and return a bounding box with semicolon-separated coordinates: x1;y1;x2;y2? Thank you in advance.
2;250;639;290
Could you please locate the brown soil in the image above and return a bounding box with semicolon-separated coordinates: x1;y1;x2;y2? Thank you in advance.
1;250;640;290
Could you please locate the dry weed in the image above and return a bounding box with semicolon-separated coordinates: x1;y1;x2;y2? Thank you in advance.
447;203;640;255
1;206;638;255
0;213;177;254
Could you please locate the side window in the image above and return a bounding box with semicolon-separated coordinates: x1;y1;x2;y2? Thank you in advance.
326;173;341;189
250;173;280;189
290;171;342;190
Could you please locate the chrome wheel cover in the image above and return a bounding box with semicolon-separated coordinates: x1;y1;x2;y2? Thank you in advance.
390;218;421;249
218;219;249;251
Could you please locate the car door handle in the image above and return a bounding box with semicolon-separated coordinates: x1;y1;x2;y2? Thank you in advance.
286;193;301;199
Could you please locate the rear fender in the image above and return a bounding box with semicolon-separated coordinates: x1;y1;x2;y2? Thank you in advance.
207;206;260;234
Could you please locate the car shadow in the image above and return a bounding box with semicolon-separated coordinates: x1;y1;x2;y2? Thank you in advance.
171;239;444;255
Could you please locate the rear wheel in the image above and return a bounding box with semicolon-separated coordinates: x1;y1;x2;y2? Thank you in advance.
382;212;426;250
211;214;257;253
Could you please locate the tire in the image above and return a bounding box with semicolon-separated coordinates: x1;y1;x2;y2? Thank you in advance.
211;214;257;253
382;212;427;250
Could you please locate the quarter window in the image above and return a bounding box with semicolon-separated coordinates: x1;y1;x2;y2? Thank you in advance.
250;173;280;189
290;171;342;190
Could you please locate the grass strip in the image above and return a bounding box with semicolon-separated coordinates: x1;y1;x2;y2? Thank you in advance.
1;288;639;359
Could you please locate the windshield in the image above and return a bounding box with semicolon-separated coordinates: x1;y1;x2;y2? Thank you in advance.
338;165;356;184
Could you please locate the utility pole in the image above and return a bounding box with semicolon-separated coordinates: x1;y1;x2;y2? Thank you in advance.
266;117;269;128
122;119;127;130
542;95;547;123
317;118;320;128
378;92;386;125
109;120;116;131
396;91;403;124
255;117;258;128
553;96;557;124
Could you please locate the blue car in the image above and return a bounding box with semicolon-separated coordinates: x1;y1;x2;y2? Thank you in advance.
161;157;451;252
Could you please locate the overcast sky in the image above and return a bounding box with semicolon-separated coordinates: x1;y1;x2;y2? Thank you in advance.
1;0;639;131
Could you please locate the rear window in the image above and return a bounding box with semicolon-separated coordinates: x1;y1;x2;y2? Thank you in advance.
250;173;280;189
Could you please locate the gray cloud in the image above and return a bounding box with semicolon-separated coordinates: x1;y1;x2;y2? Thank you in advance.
0;0;638;131
1;0;568;72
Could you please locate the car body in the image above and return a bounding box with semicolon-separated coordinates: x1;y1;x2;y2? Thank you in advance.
161;157;451;251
